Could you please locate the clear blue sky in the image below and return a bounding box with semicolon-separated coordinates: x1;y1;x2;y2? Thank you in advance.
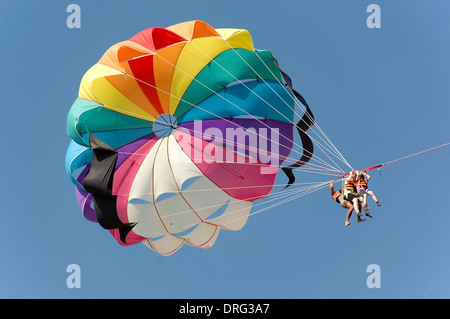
1;0;449;299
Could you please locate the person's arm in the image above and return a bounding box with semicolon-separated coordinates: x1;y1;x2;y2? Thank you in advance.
329;180;335;196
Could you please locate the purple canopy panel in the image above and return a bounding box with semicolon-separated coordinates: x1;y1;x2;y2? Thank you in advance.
176;118;294;201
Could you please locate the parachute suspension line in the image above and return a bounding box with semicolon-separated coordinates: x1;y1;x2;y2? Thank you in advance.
149;52;309;157
115;129;327;219
114;70;306;166
116;44;343;177
178;184;320;243
120;176;339;198
187;180;330;234
176;45;342;171
160;179;329;233
245;180;330;217
83;58;350;222
187;42;319;158
88;100;302;171
98;102;335;230
191;42;301;123
220;44;352;172
246;49;353;172
291;96;352;171
94;91;311;172
121;57;325;171
117;65;306;164
305;113;353;171
145;180;301;222
179;182;328;242
290;164;345;177
103;48;349;195
166;142;450;234
292;126;346;174
118;63;305;160
187;42;347;174
250;53;351;168
216;42;353;173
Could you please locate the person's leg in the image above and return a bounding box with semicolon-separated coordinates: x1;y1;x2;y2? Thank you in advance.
354;200;365;222
352;197;361;215
368;190;381;206
361;193;372;217
345;202;353;226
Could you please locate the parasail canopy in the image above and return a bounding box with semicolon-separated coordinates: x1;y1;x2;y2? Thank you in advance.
65;20;321;255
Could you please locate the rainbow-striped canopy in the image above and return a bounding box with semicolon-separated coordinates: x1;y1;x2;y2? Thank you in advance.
65;20;299;255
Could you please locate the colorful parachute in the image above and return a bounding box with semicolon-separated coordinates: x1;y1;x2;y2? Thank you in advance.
65;20;313;255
